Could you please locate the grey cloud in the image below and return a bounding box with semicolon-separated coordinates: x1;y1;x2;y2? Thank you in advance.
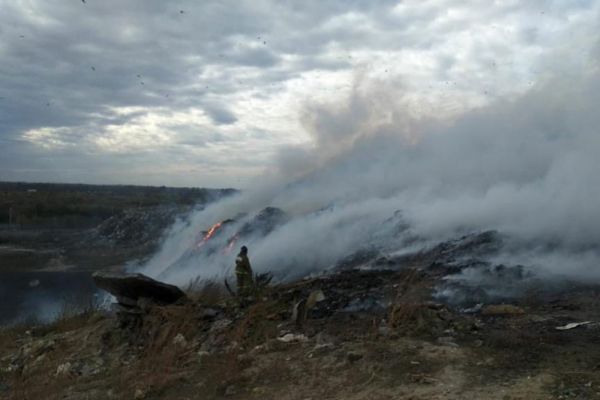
201;102;238;125
1;0;598;186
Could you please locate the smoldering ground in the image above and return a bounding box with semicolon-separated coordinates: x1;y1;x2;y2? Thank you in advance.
140;46;600;289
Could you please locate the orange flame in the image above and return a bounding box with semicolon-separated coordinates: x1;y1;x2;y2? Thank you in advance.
196;221;223;248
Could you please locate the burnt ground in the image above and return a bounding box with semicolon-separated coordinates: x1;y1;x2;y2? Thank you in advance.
2;264;600;399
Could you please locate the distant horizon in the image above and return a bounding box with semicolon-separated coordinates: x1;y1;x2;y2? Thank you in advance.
0;179;238;191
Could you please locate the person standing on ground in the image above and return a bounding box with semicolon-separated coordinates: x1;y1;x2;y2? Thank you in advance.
235;246;254;298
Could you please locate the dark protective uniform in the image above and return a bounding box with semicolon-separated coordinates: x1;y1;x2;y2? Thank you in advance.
235;251;254;297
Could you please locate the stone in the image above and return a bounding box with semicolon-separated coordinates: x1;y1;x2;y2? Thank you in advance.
210;319;232;332
199;307;221;320
93;271;186;305
134;388;146;399
56;362;72;376
225;385;237;396
278;333;308;343
172;333;187;347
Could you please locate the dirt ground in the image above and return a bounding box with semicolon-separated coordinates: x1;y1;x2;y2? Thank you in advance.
2;267;600;399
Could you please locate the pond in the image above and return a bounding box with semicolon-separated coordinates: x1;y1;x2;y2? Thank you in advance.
0;270;98;326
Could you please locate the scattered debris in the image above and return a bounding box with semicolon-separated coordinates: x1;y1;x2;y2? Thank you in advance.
292;289;326;328
278;333;308;343
55;362;72;376
555;321;593;330
172;333;187;347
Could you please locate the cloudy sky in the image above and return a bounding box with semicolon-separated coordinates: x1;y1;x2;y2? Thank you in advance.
0;0;598;188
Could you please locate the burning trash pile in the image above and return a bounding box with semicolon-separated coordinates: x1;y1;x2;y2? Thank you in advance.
148;203;561;312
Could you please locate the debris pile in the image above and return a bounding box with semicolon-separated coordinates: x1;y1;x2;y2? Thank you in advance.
93;206;179;248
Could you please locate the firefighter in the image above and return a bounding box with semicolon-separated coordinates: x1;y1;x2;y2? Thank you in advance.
235;245;254;298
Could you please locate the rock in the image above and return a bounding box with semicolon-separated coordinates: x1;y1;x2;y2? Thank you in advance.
293;290;326;328
23;339;55;357
312;343;335;355
278;333;308;343
78;357;104;376
56;362;72;376
306;290;326;309
134;388;146;399
197;350;210;360
116;295;138;307
225;385;237;396
481;304;525;316
210;319;232;332
172;333;187;347
199;307;221;320
93;271;186;305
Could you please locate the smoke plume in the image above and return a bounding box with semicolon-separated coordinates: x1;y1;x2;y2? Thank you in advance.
141;43;600;287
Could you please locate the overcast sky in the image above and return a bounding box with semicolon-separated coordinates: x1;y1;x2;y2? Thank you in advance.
0;0;598;188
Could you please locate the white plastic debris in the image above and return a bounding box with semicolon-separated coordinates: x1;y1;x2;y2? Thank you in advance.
277;333;308;343
555;321;593;330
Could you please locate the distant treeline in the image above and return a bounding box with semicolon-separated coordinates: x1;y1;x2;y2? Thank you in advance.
0;182;236;228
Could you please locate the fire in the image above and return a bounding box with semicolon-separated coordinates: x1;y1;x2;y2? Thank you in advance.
203;221;223;241
224;234;239;254
196;221;223;249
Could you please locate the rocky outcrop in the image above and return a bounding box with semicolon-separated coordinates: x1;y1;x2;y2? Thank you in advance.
92;272;186;305
93;271;187;330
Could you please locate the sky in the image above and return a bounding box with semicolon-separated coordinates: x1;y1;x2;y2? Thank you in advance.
1;0;598;188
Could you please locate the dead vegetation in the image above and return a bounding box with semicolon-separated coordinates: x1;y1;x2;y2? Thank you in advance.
3;267;600;399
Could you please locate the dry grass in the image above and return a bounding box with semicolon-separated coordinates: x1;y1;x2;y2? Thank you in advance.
185;277;229;305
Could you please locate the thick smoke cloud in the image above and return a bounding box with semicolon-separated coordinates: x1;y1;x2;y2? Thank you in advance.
141;44;600;286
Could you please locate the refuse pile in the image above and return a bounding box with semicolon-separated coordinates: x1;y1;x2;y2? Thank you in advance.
93;205;179;248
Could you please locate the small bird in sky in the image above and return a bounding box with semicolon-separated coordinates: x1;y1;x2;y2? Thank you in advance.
81;0;86;3
91;66;95;71
180;10;184;14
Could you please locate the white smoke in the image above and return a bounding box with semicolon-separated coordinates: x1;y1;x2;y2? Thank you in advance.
141;40;600;286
